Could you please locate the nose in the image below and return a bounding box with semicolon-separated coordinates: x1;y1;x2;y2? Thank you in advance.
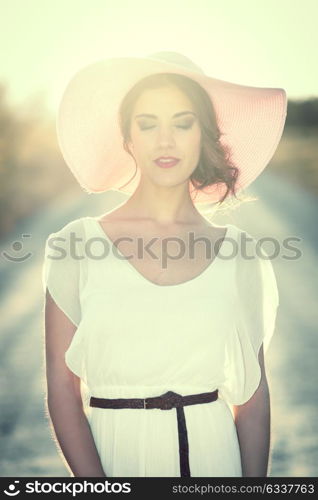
157;126;176;148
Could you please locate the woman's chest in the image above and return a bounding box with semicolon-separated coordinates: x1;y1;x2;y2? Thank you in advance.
96;220;227;286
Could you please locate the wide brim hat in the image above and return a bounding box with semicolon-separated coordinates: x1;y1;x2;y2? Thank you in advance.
56;51;287;205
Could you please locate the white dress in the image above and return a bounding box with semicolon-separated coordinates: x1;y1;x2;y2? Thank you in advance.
42;216;279;477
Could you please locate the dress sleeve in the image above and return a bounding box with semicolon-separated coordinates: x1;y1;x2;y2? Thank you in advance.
42;220;83;327
219;238;280;406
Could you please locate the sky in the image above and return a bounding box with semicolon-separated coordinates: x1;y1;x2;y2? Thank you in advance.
1;0;317;116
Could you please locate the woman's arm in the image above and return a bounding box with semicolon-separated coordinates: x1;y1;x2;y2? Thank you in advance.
233;345;271;477
45;290;106;477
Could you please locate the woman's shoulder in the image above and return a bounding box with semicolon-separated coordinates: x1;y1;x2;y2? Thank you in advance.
228;223;271;262
227;223;257;246
48;217;86;238
44;218;88;259
228;222;256;240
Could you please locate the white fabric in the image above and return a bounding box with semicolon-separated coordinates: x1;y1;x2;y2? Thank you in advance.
42;216;279;477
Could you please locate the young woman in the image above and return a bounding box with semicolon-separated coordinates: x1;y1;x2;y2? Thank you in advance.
43;52;287;477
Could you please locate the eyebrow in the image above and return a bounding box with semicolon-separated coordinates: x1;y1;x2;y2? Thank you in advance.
134;111;197;120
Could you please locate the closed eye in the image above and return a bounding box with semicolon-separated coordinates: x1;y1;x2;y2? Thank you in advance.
139;122;194;131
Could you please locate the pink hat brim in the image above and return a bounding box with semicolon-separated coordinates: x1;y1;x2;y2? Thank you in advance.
56;56;287;204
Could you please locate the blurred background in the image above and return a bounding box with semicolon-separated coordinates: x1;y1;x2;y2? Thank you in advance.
0;0;317;477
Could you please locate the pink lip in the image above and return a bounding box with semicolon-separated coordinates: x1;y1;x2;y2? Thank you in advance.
154;157;180;168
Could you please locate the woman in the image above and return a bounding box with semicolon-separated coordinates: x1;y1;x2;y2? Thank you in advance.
43;52;287;477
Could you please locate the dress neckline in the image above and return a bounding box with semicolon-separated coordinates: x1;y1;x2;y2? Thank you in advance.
86;216;233;289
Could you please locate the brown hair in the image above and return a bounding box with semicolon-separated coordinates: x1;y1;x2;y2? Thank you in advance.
118;72;242;205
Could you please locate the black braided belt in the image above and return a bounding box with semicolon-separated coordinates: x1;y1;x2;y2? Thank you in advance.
90;389;219;476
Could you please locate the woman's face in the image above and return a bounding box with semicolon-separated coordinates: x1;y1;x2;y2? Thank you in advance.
127;85;202;188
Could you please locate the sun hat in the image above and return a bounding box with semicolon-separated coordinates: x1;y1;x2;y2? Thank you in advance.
56;51;287;206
